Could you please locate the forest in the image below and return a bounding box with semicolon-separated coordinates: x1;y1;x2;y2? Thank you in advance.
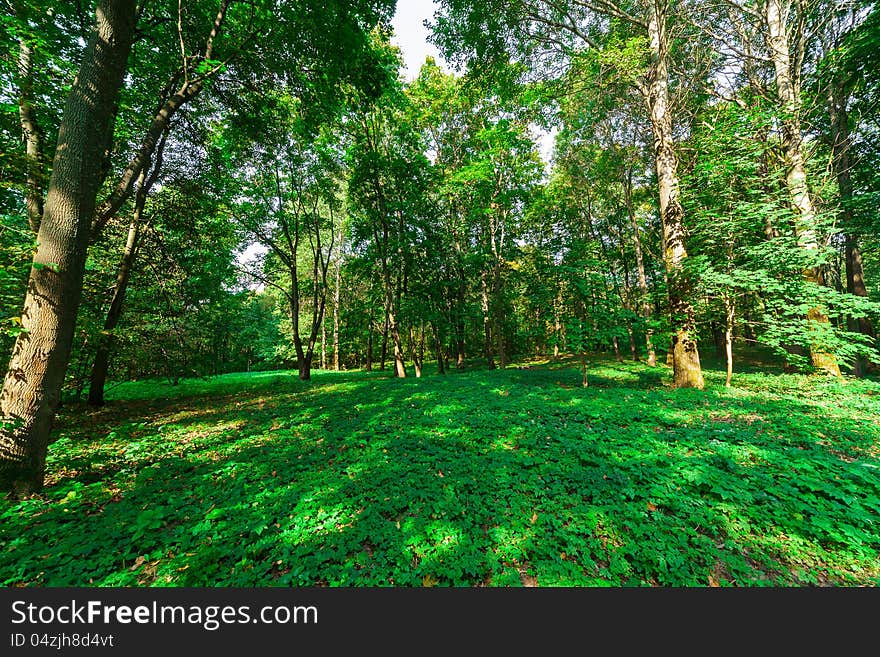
0;0;878;587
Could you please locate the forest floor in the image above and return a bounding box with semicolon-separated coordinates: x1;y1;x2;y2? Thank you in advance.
2;357;879;587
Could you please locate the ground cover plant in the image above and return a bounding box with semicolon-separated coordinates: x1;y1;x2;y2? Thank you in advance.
2;359;878;587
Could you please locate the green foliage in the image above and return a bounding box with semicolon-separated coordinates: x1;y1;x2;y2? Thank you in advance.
1;360;878;587
683;102;880;372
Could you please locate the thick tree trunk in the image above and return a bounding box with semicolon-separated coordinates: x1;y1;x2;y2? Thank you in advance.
389;310;406;378
612;335;623;362
646;7;703;388
298;353;313;381
0;0;138;495
765;0;841;376
18;39;44;233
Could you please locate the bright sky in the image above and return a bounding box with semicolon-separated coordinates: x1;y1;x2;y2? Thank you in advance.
390;1;556;165
390;0;447;80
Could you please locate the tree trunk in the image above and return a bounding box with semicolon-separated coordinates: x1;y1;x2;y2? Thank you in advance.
626;322;638;361
333;260;341;371
553;286;562;359
380;314;388;370
88;175;147;406
828;78;873;376
91;0;231;235
320;316;326;370
365;327;373;372
724;295;735;387
625;174;656;366
432;322;445;374
481;270;495;369
612;335;623;362
0;0;138;495
298;353;313;381
765;0;841;376
18;38;44;233
409;323;423;378
646;6;703;388
389;310;406;378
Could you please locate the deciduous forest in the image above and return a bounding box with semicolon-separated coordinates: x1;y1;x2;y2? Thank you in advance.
1;0;878;587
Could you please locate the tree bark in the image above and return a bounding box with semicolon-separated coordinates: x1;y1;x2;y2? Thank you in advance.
828;77;873;376
333;259;341;371
432;322;446;374
18;38;44;233
0;0;138;495
645;5;703;388
624;168;656;366
380;314;388;370
91;0;231;236
765;0;841;376
613;335;623;362
724;295;735;387
88;172;147;406
481;270;495;369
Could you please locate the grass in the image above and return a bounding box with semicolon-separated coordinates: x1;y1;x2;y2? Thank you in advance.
1;358;879;587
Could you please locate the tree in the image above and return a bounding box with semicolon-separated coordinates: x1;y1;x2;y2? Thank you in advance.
434;0;707;387
0;0;138;494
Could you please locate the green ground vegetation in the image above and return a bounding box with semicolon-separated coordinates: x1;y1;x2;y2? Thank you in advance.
1;358;878;587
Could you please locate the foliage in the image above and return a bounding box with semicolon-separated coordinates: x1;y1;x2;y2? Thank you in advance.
1;360;878;586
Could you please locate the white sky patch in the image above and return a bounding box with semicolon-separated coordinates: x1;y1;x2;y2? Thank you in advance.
392;2;557;167
391;0;448;80
235;242;268;291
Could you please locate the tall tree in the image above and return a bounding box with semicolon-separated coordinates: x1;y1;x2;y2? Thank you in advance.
0;0;138;494
434;0;707;387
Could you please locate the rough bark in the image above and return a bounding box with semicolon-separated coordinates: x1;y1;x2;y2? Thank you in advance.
18;39;44;233
1;0;138;495
765;0;841;376
645;5;703;388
